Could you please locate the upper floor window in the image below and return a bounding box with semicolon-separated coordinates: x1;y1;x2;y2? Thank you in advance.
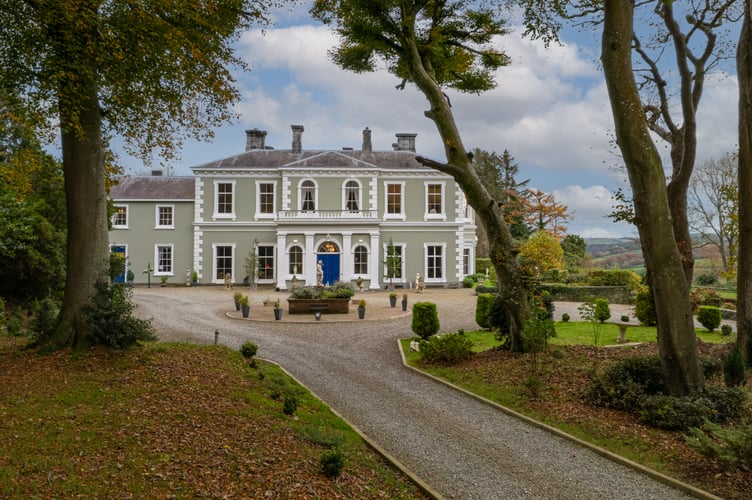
300;180;316;211
385;182;404;219
112;205;128;228
155;244;174;275
257;182;275;217
425;182;445;218
156;205;174;228
214;181;235;218
289;245;303;275
344;180;360;212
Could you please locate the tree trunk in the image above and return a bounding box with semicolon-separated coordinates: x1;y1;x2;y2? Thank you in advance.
602;0;704;395
404;45;531;351
737;1;752;365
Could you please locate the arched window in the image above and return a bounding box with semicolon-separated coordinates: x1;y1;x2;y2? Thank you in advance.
289;245;303;275
354;245;368;274
345;180;359;212
300;180;316;211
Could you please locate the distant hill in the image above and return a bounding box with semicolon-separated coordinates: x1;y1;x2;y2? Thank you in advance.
585;237;721;272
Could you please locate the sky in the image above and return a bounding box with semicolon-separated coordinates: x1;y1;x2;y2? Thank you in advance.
115;4;741;239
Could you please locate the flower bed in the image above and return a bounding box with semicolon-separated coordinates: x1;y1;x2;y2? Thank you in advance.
287;298;350;314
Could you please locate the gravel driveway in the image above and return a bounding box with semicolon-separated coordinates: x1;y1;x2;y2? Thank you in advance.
132;286;702;500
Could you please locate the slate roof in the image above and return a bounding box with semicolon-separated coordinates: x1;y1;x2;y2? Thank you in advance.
191;149;432;171
109;176;194;200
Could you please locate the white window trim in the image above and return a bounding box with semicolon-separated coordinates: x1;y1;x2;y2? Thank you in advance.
462;247;474;277
212;243;236;284
384;181;405;220
424;242;446;283
382;242;406;283
112;204;129;229
155;204;175;229
342;179;362;212
255;180;277;220
286;243;305;278
154;244;175;276
298;178;318;212
213;180;236;220
257;244;276;283
424;181;446;220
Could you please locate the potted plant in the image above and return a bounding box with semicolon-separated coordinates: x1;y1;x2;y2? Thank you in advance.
358;299;366;319
389;291;398;308
160;275;168;287
273;299;282;320
233;291;243;311
126;269;135;287
239;295;250;318
191;270;198;286
401;293;408;311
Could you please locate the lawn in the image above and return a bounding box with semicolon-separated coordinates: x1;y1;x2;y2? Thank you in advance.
0;337;428;499
402;325;749;499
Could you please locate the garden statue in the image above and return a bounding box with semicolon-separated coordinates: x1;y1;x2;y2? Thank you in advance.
224;272;232;289
317;260;324;286
416;273;424;293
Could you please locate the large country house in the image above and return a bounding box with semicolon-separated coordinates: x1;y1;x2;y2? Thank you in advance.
109;125;477;289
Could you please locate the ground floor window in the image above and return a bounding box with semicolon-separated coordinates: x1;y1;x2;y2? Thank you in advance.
354;245;368;275
463;248;471;276
156;245;173;275
289;245;303;275
258;245;274;280
216;245;233;280
426;245;443;280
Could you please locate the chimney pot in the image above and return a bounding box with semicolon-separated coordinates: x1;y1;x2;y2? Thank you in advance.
362;127;372;153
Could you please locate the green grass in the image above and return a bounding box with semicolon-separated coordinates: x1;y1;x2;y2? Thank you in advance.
551;320;737;345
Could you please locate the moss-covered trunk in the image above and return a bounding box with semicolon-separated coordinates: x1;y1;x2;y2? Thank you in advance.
602;0;703;395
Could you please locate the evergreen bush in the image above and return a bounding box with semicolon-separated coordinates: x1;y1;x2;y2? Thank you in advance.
412;302;440;339
283;394;298;416
419;331;474;365
240;342;258;359
561;313;570;322
721;324;733;336
697;306;722;332
594;298;611;323
723;346;747;387
475;293;495;329
634;286;657;326
85;282;156;349
686;420;752;468
462;276;475;288
320;449;345;478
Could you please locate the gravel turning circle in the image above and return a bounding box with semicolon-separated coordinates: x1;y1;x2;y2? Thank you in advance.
133;286;697;500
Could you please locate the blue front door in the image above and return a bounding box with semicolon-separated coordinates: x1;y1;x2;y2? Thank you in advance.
111;245;127;283
319;254;340;286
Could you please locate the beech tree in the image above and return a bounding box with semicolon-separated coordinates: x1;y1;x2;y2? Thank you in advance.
312;0;533;350
0;0;274;349
737;0;752;364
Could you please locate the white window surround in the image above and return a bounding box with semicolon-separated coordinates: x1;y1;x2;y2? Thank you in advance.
154;244;174;276
424;182;446;220
352;243;370;277
255;181;277;219
384;181;405;220
212;243;236;284
257;244;275;282
287;243;304;277
213;180;236;220
155;204;175;229
298;178;318;212
342;179;362;212
112;204;129;228
424;242;446;282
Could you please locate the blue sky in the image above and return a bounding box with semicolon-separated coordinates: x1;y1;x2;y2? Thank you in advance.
113;4;740;239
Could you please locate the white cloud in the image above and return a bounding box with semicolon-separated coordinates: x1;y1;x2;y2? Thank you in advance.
552;185;634;238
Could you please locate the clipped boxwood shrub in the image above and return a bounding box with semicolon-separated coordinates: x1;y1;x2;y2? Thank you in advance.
634;286;657;326
462;276;475;288
723;346;746;387
475;293;495;329
475;284;498;295
594;298;611;323
412;302;440;339
240;341;258;359
697;306;722;332
320;449;345;478
419;331;474;365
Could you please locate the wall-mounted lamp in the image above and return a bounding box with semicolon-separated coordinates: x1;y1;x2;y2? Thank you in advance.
358;239;364;243
293;239;298;243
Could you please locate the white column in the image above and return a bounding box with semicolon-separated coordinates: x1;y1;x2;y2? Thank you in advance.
277;233;288;290
342;233;352;281
305;233;316;286
369;231;381;289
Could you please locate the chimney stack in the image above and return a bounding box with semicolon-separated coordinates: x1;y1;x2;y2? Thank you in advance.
291;124;304;153
362;127;372;153
392;133;417;152
245;129;267;151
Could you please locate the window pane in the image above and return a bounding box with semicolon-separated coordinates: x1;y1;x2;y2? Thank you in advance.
302;180;315;211
258;246;274;280
158;206;173;226
113;206;127;226
354;245;368;274
260;183;274;214
217;183;233;214
216;246;232;280
427;245;442;279
427;184;442;214
346;181;359;211
157;246;172;273
387;184;401;214
289;246;303;275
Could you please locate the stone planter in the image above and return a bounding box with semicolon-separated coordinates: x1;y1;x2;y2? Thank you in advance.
287;298;350;314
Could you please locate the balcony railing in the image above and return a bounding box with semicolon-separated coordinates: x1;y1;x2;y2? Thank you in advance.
278;210;378;221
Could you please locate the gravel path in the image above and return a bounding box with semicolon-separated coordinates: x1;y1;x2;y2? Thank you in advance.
133;287;699;500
